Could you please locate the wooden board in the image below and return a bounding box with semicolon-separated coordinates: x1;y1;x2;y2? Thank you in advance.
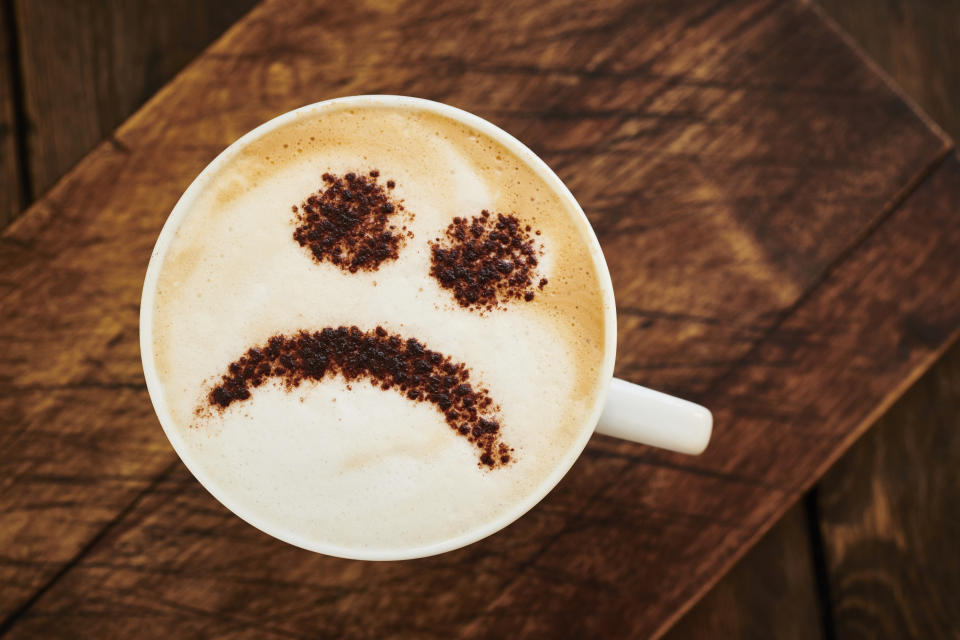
817;0;960;141
664;503;825;640
815;344;960;638
0;0;957;636
14;0;258;199
6;154;959;639
0;2;23;226
810;3;960;637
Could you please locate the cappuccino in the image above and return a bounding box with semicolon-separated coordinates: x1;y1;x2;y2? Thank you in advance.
148;100;610;554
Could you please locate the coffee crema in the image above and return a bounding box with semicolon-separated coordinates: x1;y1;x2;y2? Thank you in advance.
150;101;609;552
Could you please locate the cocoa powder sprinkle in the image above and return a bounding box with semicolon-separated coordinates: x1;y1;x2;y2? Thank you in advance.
292;171;411;272
205;326;513;468
429;211;546;311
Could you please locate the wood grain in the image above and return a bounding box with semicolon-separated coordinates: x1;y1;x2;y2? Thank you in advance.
14;0;258;199
817;0;960;142
6;152;960;639
0;1;22;225
664;504;824;640
0;0;956;636
811;3;960;638
815;342;960;639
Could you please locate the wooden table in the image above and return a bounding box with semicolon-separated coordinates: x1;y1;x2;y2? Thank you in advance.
2;1;959;637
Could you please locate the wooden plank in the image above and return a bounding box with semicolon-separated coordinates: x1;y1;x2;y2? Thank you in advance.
810;4;960;638
817;0;960;141
664;504;825;640
0;2;23;226
815;343;960;638
0;0;955;635
14;0;258;199
5;153;959;639
458;154;960;638
682;0;960;631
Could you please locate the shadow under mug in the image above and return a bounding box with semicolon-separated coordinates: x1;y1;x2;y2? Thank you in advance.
140;95;712;560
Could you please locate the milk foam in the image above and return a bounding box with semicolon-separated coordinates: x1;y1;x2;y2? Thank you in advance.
149;101;610;553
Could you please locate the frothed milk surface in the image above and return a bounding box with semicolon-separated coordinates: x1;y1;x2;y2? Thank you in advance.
148;100;611;554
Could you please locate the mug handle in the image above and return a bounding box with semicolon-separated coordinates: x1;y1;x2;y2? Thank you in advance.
596;378;712;455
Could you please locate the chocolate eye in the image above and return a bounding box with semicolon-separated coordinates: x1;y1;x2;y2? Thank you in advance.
429;210;547;311
292;171;412;273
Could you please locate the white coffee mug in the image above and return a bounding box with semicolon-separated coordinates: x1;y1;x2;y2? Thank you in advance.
140;95;712;560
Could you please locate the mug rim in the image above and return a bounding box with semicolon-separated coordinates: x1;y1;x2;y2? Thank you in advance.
139;94;618;560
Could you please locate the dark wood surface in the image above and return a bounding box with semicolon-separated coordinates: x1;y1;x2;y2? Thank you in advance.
817;346;960;639
1;0;959;637
816;343;960;639
13;0;258;198
0;0;22;225
665;504;825;640
805;3;960;638
818;0;960;142
669;1;960;637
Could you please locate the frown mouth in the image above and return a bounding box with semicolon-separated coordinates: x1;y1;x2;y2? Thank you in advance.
202;325;513;468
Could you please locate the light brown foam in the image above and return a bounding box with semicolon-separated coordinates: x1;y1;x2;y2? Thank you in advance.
158;105;605;396
150;101;610;551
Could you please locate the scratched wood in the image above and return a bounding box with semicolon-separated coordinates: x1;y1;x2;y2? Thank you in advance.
814;344;960;639
0;4;22;225
13;0;258;199
664;504;825;640
0;0;957;636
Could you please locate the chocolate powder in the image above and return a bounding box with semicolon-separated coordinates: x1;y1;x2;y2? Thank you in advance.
293;171;410;272
205;326;512;468
429;211;547;311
